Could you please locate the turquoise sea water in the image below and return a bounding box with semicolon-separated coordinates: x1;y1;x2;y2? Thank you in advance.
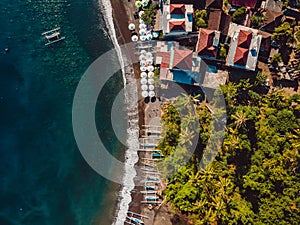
0;0;125;224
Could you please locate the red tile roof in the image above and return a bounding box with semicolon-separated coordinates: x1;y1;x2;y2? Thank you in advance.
206;0;223;9
208;10;222;31
169;21;186;31
230;0;257;8
156;49;193;70
156;52;171;68
234;47;249;65
233;30;253;66
170;4;185;14
173;49;193;70
237;30;252;48
196;29;217;57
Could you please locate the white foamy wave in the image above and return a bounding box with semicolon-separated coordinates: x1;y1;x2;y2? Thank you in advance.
98;1;140;225
98;0;126;85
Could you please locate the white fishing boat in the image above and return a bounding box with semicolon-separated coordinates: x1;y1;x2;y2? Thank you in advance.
42;27;65;46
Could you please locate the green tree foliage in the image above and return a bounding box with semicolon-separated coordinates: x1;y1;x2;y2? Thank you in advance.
141;4;157;26
219;44;227;59
194;9;208;29
250;15;264;28
270;53;282;68
158;79;300;224
232;7;246;24
256;72;267;83
272;22;294;47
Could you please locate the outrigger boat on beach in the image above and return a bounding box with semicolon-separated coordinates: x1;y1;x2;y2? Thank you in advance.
125;211;149;225
42;27;65;46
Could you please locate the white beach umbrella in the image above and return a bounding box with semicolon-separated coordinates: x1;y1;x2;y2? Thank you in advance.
139;29;147;36
128;23;135;31
141;84;148;91
147;65;154;72
149;91;155;97
139;18;145;24
141;71;147;78
142;91;149;98
146;52;153;58
131;35;138;42
139;10;144;18
146;58;153;65
140;50;147;56
142;0;148;7
152;32;159;38
139;55;147;61
140;60;146;67
135;1;142;8
148;84;155;91
140;78;147;85
146;33;153;41
139;23;147;30
147;71;154;78
140;66;147;72
140;35;147;42
148;78;155;85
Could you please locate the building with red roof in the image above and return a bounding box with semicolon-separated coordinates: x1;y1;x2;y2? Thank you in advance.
234;47;249;66
156;47;193;70
173;49;193;70
169;21;186;32
237;30;252;48
206;0;223;9
196;28;220;58
230;0;258;8
162;4;193;35
155;41;205;86
226;23;262;71
170;4;185;14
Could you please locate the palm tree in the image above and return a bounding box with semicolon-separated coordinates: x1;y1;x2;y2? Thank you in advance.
179;127;195;146
231;110;248;129
175;93;194;112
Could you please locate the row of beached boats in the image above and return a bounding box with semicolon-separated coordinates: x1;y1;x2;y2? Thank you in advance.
125;125;163;224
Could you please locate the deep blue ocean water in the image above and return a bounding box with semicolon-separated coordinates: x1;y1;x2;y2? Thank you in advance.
0;1;125;224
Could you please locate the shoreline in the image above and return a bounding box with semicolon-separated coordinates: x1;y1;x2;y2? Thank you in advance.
101;0;188;224
107;1;180;224
102;0;141;224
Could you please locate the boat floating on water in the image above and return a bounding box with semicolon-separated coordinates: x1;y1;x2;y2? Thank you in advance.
42;27;65;46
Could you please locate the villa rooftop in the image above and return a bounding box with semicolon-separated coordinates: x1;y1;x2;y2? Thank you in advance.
162;4;193;35
196;28;220;58
170;4;185;14
230;0;258;8
206;0;223;9
226;23;262;71
156;48;193;70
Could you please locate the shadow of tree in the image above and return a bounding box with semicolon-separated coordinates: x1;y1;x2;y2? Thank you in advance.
279;45;292;64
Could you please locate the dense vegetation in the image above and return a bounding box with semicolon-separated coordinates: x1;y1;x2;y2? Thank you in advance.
232;7;246;24
141;4;157;26
194;9;208;29
272;22;294;47
250;15;265;29
158;80;300;224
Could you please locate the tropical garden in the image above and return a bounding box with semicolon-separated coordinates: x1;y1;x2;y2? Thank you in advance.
157;78;300;224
